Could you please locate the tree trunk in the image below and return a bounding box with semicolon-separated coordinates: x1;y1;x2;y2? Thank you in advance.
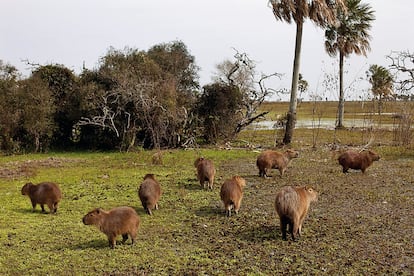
283;21;303;145
336;52;345;129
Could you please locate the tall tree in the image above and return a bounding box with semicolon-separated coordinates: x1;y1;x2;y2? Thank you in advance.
367;64;393;114
269;0;347;144
324;0;375;128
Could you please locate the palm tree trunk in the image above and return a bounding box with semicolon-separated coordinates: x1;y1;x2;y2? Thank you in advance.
336;51;345;129
283;21;302;145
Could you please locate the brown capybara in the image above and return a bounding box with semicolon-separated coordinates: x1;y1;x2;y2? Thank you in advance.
220;176;246;217
256;149;299;177
275;186;318;241
82;206;140;249
138;174;162;215
21;182;62;214
338;150;380;173
194;157;216;190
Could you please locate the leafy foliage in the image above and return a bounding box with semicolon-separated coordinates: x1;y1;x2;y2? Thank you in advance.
196;83;242;143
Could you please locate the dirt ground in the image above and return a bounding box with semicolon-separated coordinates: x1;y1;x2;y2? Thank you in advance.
196;147;414;275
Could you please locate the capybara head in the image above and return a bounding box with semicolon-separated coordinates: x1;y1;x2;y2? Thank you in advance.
233;175;246;189
21;182;33;195
143;173;156;181
82;208;103;225
302;186;318;202
285;149;299;159
367;150;380;161
194;157;204;167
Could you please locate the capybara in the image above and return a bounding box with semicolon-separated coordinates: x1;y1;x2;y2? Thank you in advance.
220;176;246;217
194;157;216;190
256;149;299;177
338;149;380;173
21;182;62;214
138;174;162;215
82;206;140;249
275;186;318;241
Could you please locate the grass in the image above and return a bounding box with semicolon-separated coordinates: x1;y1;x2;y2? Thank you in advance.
0;101;413;275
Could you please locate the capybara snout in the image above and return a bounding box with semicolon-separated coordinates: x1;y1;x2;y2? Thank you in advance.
21;182;62;214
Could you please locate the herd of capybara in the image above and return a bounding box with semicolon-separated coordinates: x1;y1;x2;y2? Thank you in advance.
20;148;380;247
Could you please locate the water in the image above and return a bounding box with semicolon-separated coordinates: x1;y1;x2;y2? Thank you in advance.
252;118;394;130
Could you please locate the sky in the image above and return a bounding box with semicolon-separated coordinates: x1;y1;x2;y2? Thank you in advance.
1;0;412;101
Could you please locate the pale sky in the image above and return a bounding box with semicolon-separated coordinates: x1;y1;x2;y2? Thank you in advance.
1;0;412;100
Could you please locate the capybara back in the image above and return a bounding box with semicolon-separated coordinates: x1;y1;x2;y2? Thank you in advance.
21;182;62;213
194;157;216;189
138;174;162;215
256;149;299;177
338;150;380;173
220;176;246;217
275;186;317;240
83;206;140;249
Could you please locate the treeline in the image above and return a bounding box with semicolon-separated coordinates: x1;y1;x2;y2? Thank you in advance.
0;41;269;153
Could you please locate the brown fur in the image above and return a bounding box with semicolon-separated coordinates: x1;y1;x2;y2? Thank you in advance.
82;206;140;249
21;182;62;214
138;174;162;215
338;150;380;173
275;186;318;241
194;157;216;190
220;176;246;217
256;149;299;177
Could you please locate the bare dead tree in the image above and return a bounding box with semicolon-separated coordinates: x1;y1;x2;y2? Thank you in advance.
387;50;414;95
217;49;285;135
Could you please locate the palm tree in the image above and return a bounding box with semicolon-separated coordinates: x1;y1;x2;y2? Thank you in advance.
324;0;375;128
367;64;393;115
269;0;347;144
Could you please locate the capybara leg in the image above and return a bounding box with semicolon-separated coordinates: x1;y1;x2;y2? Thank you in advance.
130;232;137;245
234;199;241;215
53;202;59;213
279;168;285;177
259;169;264;177
122;234;128;243
31;200;37;212
361;167;366;173
342;167;348;173
47;203;54;214
40;204;46;213
208;180;213;190
108;236;116;249
146;207;152;216
280;219;287;240
155;203;159;210
292;220;300;241
226;206;231;217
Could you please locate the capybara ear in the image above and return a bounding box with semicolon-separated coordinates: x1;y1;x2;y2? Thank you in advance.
97;208;102;214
